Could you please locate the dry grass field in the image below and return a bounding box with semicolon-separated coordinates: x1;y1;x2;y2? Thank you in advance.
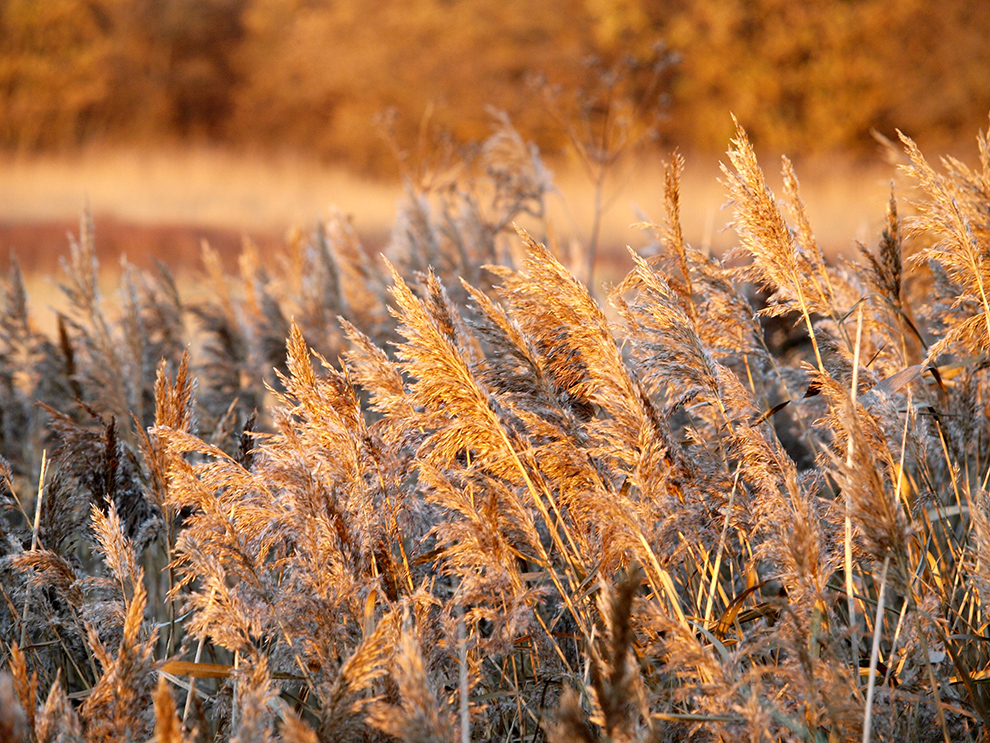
1;115;989;742
0;144;893;275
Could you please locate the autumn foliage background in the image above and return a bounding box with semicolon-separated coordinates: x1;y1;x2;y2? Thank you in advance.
2;0;990;170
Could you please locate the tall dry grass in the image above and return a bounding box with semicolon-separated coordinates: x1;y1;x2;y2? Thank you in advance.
1;114;990;742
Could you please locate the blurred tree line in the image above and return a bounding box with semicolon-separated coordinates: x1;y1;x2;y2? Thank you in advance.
1;0;988;170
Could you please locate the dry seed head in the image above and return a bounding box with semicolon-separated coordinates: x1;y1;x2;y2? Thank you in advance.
0;672;28;743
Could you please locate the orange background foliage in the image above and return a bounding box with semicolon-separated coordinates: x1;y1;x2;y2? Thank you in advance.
1;0;988;170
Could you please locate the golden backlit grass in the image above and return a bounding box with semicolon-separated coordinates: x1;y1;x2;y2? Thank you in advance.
1;116;988;742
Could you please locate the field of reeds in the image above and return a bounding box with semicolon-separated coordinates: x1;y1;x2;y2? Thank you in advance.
2;114;990;742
